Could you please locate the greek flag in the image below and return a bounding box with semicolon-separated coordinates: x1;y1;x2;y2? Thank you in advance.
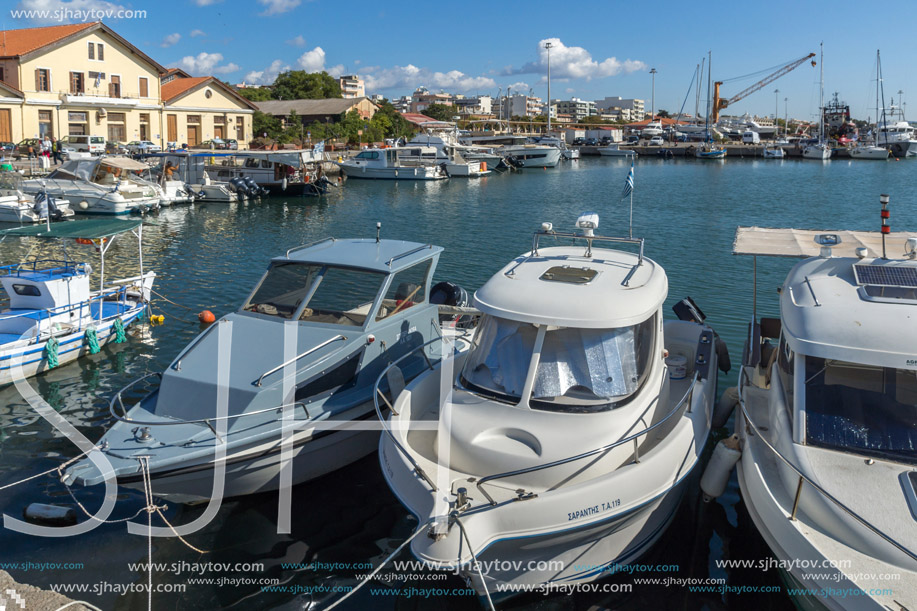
312;140;325;155
621;162;634;199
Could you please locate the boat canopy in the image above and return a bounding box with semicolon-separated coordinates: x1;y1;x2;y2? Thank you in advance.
281;238;441;274
734;226;917;259
100;157;150;171
0;218;144;239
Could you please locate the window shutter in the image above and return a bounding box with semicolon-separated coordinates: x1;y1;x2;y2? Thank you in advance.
35;69;40;90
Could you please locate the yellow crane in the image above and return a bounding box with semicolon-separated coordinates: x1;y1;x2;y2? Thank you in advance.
712;53;816;124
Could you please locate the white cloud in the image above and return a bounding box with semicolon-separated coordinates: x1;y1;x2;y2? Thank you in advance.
326;64;346;77
243;59;289;86
172;52;239;76
190;29;206;37
160;33;180;47
506;81;529;93
296;47;326;72
508;38;646;81
14;0;131;23
257;0;300;16
565;87;575;94
362;64;496;93
286;35;306;47
192;0;221;5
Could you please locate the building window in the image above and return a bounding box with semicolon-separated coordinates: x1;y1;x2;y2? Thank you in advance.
139;77;148;98
70;72;84;94
0;67;4;82
139;113;150;140
35;69;50;92
236;117;244;140
186;115;200;124
108;75;120;98
68;111;88;135
38;110;53;137
107;112;126;142
97;43;104;61
88;42;94;60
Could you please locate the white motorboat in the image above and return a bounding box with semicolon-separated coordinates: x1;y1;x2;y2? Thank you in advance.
0;173;74;223
722;219;917;611
379;213;724;597
64;236;472;502
337;147;448;180
21;157;161;214
0;219;154;385
527;135;579;160
206;150;334;196
762;144;785;159
803;43;832;161
876;120;917;158
598;144;637;157
641;121;664;138
409;122;505;171
848;144;889;160
494;144;561;168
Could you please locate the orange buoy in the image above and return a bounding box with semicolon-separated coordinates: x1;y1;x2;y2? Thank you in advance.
198;310;216;324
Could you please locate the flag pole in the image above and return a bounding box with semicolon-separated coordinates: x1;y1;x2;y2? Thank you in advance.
629;189;633;238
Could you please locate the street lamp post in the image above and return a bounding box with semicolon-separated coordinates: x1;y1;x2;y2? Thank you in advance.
650;68;657;121
545;41;553;133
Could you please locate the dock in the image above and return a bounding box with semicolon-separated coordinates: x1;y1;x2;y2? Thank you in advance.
578;144;865;159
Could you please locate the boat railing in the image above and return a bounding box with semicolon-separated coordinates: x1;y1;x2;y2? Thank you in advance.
471;371;699;506
285;237;335;258
372;328;477;492
0;260;89;278
108;371;312;443
737;367;917;563
254;334;348;387
387;244;433;267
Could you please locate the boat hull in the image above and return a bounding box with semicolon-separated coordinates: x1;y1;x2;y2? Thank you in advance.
339;165;447;180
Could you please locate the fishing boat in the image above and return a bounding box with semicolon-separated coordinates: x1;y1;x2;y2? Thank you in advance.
206;149;334;196
0;173;75;223
378;213;725;598
720;212;917;610
0;219;154;385
21;157;162;214
803;43;832;160
142;152;240;203
337;147;448;180
64;235;473;502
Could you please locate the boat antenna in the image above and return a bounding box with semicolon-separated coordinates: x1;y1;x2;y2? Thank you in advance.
376;221;381;243
880;194;890;259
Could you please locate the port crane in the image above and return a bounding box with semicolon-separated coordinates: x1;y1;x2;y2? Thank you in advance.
712;52;816;123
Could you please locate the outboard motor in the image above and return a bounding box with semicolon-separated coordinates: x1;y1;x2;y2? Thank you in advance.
46;194;63;220
505;155;523;169
228;177;248;197
672;296;731;373
185;183;205;199
242;177;263;198
430;281;472;326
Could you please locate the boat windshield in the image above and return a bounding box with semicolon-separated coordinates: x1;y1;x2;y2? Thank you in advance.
805;356;917;465
461;314;656;411
243;262;384;325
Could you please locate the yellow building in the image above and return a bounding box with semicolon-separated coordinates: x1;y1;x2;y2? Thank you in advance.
0;21;255;148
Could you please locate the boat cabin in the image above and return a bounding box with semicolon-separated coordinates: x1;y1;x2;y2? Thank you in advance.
0;261;91;340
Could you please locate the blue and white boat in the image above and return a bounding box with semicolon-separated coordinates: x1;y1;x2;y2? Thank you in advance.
0;219;154;385
379;213;724;598
64;235;473;502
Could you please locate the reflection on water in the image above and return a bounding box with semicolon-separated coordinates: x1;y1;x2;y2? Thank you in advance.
2;157;915;609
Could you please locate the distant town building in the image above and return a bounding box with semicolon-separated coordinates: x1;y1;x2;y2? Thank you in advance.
254;98;378;126
454;95;492;117
390;96;411;114
552;98;596;122
410;86;453;113
595;97;645;122
496;94;542;119
338;74;365;99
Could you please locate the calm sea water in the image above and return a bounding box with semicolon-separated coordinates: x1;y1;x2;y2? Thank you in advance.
1;156;916;610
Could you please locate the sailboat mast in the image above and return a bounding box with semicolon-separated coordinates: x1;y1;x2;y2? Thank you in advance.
818;42;824;143
705;51;712;138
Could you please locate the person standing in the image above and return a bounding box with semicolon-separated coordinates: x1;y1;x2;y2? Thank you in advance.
51;136;62;164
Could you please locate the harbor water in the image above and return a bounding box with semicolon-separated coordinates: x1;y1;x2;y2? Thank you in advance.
1;156;916;610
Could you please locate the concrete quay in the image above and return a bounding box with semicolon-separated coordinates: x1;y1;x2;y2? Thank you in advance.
577;143;871;159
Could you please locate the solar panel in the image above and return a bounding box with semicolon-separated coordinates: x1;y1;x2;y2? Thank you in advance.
853;264;917;288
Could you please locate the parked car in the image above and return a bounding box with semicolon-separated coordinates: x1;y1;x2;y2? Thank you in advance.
0;142;14;155
105;142;129;155
125;140;162;154
60;135;106;155
584;137;598;146
626;135;640;144
599;136;613;145
573;137;585;146
193;138;228;150
224;139;238;150
13;138;42;159
648;136;665;146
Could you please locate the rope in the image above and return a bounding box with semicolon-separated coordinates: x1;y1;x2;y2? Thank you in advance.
140;456;153;611
455;517;496;611
43;336;59;368
148;288;197;311
84;326;100;354
53;601;104;611
112;317;126;343
0;445;97;491
325;518;434;610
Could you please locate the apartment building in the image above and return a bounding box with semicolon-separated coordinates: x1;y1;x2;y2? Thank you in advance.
595;96;645;122
409;87;453;113
496;94;542;119
338;74;365;99
453;95;492;117
552;98;596;122
0;21;255;148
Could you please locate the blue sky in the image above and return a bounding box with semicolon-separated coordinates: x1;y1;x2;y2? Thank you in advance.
6;0;915;122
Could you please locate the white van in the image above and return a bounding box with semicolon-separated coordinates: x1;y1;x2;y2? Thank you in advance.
741;129;761;145
60;135;106;155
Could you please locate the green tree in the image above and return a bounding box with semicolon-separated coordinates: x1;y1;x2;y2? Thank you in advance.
252;110;282;140
373;99;415;139
421;103;455;122
656;109;671;118
237;87;273;101
272;71;342;100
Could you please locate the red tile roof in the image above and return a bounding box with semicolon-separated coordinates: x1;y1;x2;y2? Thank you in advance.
400;112;436;126
161;76;210;102
0;22;95;58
